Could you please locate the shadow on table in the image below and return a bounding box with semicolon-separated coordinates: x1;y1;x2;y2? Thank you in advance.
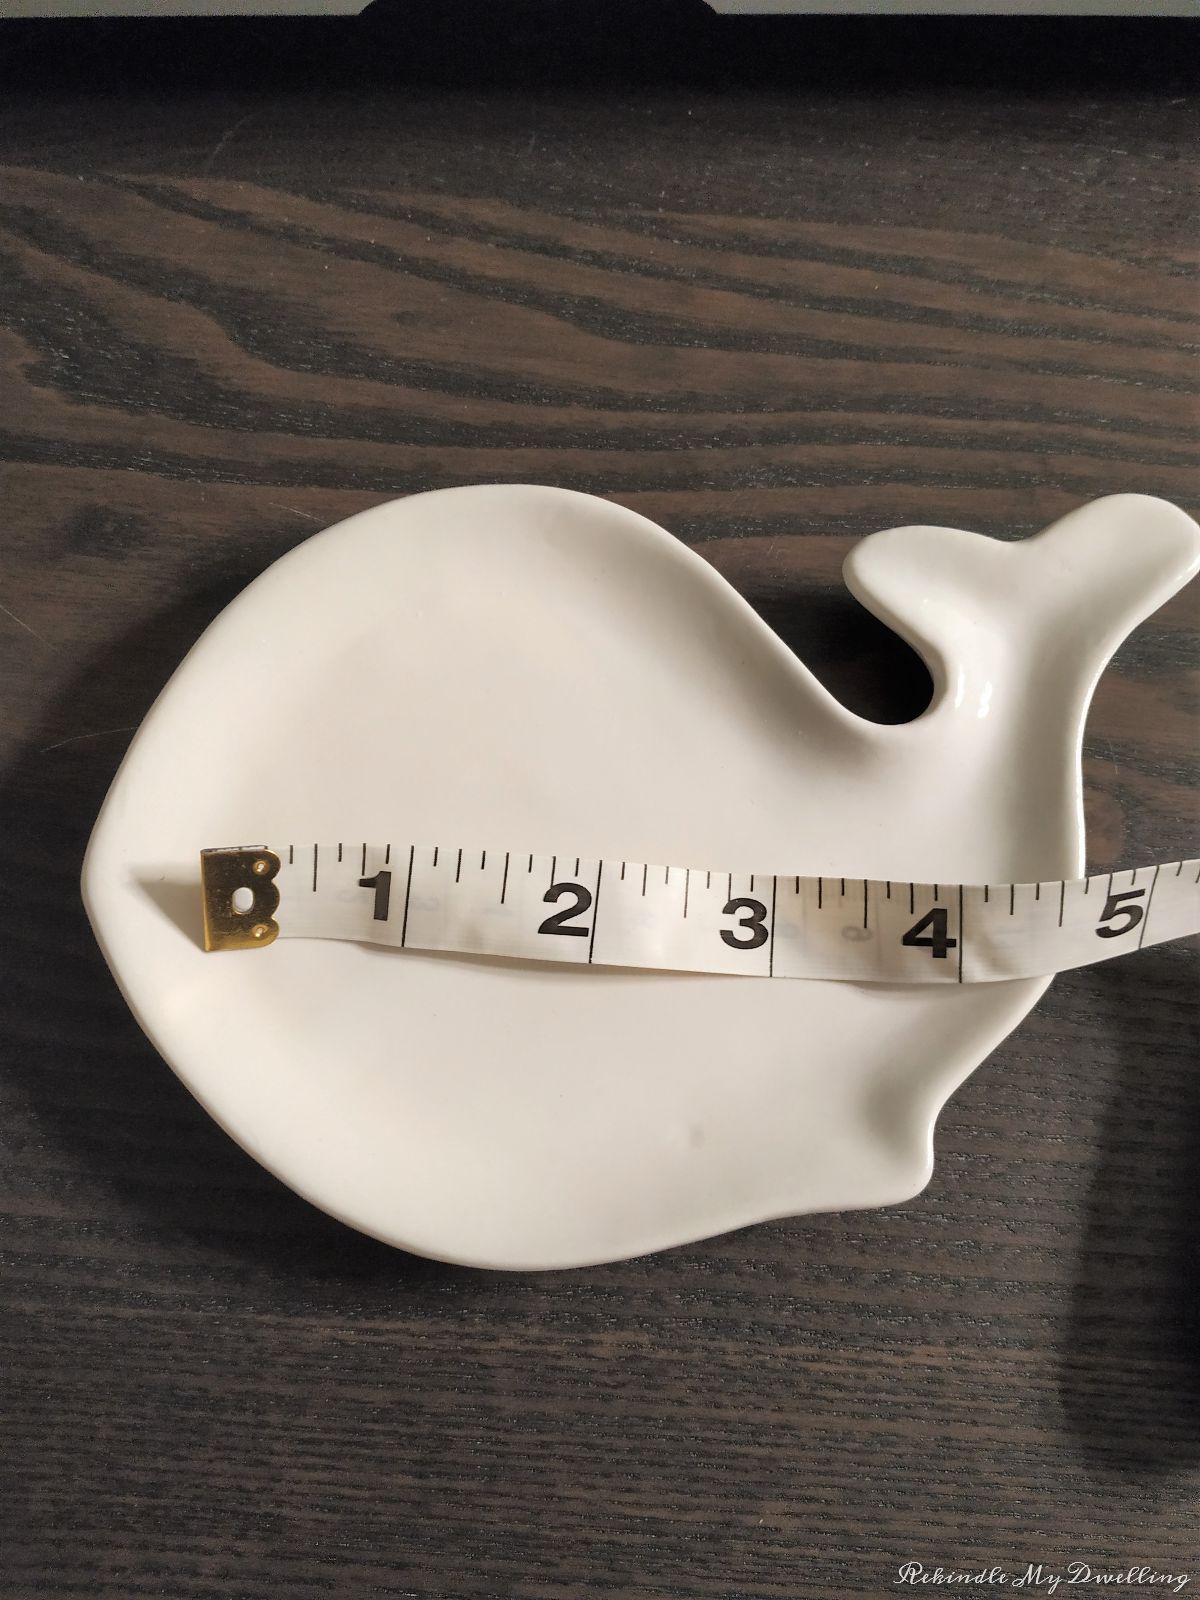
0;0;1194;97
1058;945;1200;1476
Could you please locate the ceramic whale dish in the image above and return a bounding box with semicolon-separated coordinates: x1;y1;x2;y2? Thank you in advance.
82;488;1200;1269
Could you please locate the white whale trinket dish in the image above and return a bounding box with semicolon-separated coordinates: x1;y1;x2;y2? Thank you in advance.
82;488;1200;1269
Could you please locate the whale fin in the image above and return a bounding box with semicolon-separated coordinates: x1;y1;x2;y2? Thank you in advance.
842;494;1200;709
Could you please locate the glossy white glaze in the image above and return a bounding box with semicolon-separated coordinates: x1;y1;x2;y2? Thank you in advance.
82;488;1200;1268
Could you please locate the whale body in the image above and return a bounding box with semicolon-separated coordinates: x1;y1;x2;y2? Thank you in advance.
83;487;1200;1268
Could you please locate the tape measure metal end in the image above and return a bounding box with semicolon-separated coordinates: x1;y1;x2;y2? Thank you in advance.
200;847;281;952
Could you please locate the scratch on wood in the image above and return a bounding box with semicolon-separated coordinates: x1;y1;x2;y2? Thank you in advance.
202;112;256;175
267;503;321;522
0;601;51;647
38;725;137;755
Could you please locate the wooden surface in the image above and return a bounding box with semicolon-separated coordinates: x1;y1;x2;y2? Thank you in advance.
1;9;1197;1597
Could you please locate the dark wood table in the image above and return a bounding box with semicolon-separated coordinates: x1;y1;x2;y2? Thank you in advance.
2;9;1197;1596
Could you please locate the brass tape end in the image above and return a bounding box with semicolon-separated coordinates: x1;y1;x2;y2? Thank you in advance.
200;847;281;952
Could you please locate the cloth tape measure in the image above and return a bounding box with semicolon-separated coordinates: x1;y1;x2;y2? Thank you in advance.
200;843;1200;984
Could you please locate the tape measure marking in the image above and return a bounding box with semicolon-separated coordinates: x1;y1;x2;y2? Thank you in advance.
199;843;1200;982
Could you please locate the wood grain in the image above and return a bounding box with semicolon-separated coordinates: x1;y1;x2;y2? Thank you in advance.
0;10;1197;1598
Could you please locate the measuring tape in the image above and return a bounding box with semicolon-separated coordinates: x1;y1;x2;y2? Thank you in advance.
200;843;1200;983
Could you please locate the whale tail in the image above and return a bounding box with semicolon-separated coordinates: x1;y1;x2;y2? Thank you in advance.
843;494;1200;708
842;494;1200;881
